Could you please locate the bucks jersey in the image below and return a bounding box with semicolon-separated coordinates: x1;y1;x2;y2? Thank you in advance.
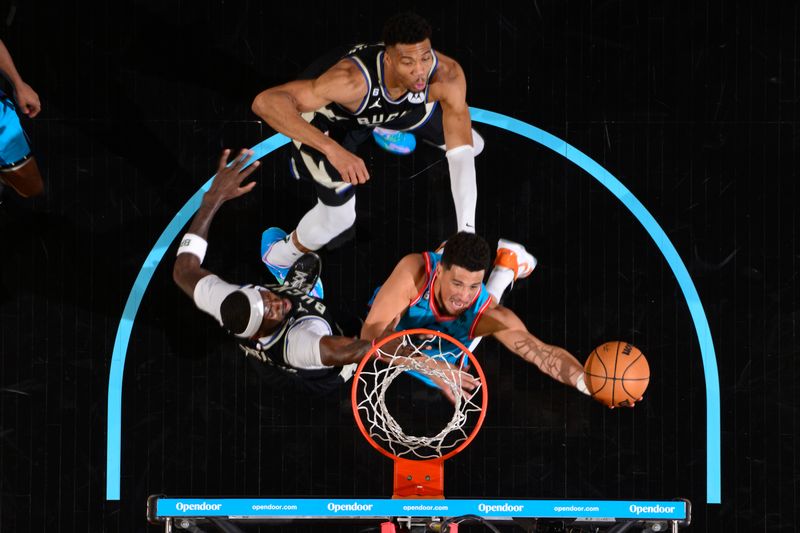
289;43;444;206
238;283;354;395
306;43;439;131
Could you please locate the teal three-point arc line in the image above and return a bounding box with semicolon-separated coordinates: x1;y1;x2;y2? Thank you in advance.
105;107;721;504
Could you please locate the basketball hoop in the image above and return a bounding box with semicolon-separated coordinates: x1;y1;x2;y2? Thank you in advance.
352;329;488;498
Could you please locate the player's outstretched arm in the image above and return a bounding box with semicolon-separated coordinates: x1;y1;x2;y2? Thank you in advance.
431;57;472;150
317;335;375;366
474;304;585;390
173;149;259;297
360;254;426;341
251;60;370;184
429;55;477;233
317;323;414;366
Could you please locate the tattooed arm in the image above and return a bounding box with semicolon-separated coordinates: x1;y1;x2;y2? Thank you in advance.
472;303;584;388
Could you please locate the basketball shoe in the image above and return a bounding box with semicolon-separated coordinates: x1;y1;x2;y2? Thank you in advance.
261;227;324;298
372;127;417;155
494;239;537;282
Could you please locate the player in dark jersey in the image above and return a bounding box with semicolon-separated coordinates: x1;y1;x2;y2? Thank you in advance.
173;149;397;394
251;12;485;286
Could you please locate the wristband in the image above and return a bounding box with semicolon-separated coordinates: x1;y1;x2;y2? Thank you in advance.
177;233;208;263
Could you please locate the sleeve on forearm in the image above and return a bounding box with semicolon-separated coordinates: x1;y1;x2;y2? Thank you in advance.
284;317;333;369
446;145;477;233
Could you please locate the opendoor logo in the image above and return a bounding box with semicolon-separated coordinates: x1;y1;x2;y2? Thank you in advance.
176;502;222;512
327;501;374;513
629;504;677;515
477;502;524;513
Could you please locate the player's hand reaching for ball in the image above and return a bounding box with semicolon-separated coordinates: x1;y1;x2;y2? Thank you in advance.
204;149;260;205
608;396;643;409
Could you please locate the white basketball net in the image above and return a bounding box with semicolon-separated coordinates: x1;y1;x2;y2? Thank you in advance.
355;333;484;460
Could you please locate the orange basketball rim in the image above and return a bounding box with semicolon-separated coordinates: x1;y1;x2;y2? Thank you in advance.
351;328;488;499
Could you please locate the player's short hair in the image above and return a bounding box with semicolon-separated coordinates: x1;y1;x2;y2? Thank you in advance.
441;232;491;273
220;291;252;336
382;12;432;47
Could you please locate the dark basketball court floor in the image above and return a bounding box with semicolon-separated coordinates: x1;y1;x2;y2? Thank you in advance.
0;1;797;531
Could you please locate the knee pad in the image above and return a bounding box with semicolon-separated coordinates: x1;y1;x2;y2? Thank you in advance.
296;196;357;250
314;197;356;231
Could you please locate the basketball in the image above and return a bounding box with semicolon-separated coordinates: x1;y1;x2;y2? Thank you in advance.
584;341;649;407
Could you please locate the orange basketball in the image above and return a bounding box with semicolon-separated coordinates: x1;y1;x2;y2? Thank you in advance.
584;341;649;407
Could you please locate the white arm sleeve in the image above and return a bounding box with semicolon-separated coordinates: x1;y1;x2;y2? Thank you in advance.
192;275;240;326
446;145;477;233
284;317;333;370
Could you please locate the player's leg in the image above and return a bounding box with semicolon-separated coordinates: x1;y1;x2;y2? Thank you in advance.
1;157;43;198
262;123;366;295
260;195;354;298
486;239;537;303
268;134;361;256
0;93;42;198
265;192;356;258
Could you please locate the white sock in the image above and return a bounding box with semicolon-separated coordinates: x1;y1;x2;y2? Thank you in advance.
486;266;515;303
295;196;357;250
264;232;304;267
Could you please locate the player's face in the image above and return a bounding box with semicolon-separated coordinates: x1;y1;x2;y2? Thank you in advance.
385;39;434;93
436;264;484;316
257;289;292;334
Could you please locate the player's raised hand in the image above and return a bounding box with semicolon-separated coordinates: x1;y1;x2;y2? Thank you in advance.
205;149;260;203
327;144;369;185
